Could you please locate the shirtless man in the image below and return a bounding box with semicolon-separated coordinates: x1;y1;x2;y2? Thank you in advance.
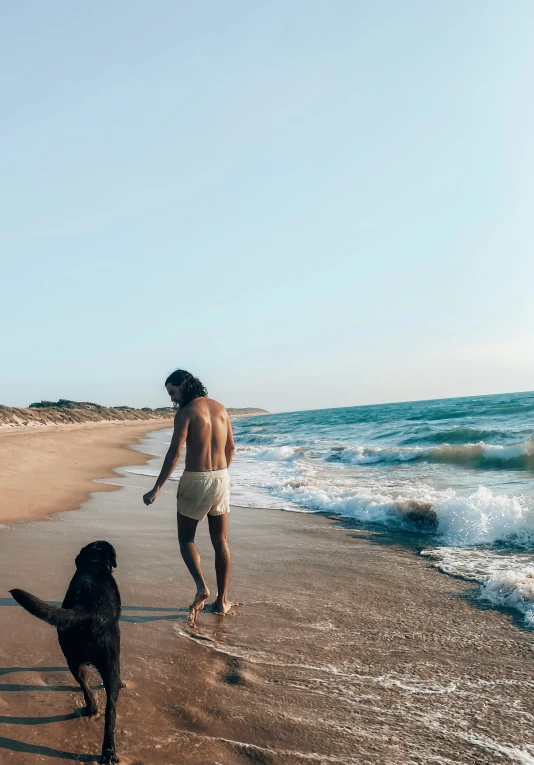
143;369;235;624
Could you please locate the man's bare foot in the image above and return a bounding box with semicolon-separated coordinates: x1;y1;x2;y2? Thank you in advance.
210;598;235;616
187;585;210;626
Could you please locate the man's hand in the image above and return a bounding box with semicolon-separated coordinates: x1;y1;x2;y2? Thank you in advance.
143;487;160;506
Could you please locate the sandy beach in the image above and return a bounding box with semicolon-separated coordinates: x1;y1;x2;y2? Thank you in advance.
1;426;534;764
0;420;172;525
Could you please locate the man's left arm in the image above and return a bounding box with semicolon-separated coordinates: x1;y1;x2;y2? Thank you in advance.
143;411;188;505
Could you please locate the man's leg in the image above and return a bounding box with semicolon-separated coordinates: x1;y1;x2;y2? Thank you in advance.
207;513;232;615
177;512;210;625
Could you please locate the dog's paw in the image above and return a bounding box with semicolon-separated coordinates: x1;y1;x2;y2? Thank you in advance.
100;753;119;764
82;704;99;717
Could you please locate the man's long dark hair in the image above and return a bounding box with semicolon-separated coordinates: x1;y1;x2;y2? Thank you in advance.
165;369;208;407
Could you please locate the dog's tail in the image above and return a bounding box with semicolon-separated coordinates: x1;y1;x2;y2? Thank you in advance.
9;589;87;629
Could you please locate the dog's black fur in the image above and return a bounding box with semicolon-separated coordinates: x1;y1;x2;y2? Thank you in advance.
10;540;121;764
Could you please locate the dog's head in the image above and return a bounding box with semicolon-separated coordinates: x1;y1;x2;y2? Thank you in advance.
75;541;117;573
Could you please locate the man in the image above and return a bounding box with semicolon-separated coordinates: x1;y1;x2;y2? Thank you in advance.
143;369;235;625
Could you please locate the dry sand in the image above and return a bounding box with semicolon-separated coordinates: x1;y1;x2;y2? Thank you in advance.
0;420;172;525
0;428;534;764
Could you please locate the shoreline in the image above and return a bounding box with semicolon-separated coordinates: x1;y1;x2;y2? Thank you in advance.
0;416;173;436
0;418;172;525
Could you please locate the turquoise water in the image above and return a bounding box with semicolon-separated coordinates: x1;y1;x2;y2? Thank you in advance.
229;391;534;626
231;390;534;525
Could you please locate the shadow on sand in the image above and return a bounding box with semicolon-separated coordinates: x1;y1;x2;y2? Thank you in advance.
0;736;99;761
0;597;189;624
0;600;190;762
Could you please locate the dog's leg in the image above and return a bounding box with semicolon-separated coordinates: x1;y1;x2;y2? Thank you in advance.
69;662;98;716
99;662;120;764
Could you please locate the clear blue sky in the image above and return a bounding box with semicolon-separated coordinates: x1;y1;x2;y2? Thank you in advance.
1;1;533;412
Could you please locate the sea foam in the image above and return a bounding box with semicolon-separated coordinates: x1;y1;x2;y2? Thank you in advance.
422;547;534;627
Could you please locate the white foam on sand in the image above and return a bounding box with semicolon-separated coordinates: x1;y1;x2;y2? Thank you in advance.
422;547;534;626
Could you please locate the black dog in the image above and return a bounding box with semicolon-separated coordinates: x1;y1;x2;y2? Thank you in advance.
10;540;121;764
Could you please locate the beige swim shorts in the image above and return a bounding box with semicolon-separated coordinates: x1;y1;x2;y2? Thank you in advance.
177;468;231;521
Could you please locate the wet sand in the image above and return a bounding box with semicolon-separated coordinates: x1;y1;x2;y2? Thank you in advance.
0;420;172;524
1;432;534;764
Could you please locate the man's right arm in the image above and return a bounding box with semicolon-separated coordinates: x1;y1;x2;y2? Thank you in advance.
143;411;188;505
225;417;235;468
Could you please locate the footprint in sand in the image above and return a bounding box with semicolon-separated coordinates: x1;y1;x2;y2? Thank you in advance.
182;625;214;641
220;654;262;688
221;656;246;686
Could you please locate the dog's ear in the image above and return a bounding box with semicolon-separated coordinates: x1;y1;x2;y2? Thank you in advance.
104;544;117;570
93;541;117;570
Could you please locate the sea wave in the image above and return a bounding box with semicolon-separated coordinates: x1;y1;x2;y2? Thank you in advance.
276;481;534;547
480;568;534;625
422;548;534;627
237;437;534;470
435;486;534;547
405;400;534;422
240;445;301;461
402;426;514;446
328;440;534;470
329;445;428;465
235;433;273;445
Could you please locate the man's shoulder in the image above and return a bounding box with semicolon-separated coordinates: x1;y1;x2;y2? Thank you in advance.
185;396;225;412
205;396;226;410
189;397;227;417
173;407;186;424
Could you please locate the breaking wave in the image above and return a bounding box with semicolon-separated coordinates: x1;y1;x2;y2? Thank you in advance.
241;440;534;471
422;548;534;627
276;481;534;548
330;440;534;470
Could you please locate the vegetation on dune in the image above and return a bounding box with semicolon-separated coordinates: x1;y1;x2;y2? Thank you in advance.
0;400;174;427
0;400;268;427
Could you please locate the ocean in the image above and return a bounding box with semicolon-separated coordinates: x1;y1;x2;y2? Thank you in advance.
130;390;534;628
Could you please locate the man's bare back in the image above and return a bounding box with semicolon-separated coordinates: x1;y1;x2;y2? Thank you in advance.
180;397;234;472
